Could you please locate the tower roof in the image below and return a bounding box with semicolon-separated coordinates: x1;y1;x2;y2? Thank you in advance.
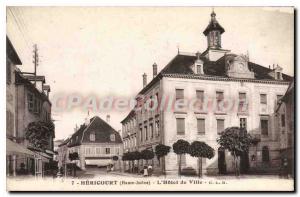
203;11;225;36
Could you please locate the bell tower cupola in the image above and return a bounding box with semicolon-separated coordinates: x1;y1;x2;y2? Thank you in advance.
203;10;225;49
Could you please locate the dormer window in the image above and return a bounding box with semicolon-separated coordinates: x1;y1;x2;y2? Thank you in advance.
196;64;202;74
90;132;95;141
110;134;115;142
271;64;283;80
194;52;204;74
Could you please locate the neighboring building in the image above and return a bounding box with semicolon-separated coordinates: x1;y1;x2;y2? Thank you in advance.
65;116;123;170
6;36;23;176
276;81;294;176
121;11;293;175
120;110;138;170
53;139;64;162
14;71;54;176
57;138;71;170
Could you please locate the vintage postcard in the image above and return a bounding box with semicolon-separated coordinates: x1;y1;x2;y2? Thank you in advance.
6;6;295;191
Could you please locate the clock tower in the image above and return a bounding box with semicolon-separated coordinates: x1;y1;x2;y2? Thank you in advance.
202;10;230;61
203;10;225;49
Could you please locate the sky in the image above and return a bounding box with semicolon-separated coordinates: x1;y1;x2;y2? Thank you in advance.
6;7;294;140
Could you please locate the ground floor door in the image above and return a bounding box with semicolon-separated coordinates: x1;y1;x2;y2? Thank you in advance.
218;148;226;174
240;151;250;174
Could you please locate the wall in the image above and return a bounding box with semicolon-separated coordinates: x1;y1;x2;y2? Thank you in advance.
162;76;289;175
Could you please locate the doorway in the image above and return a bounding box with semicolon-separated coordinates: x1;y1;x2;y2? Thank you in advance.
218;148;226;174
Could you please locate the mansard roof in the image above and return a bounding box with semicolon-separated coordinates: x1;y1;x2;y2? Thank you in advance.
68;116;122;147
161;53;293;81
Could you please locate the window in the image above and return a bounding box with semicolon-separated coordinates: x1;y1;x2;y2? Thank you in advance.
85;147;91;155
176;89;184;100
276;95;283;104
144;126;148;141
155;121;160;137
281;114;285;127
216;91;224;111
150;124;153;139
140;128;143;142
196;90;204;110
197;64;202;74
240;118;247;129
115;147;119;155
260;94;267;104
176;118;185;135
96;147;101;154
261;119;269;136
276;72;281;80
110;134;115;142
105;148;110;154
6;60;11;84
217;119;224;134
6;111;14;136
262;146;270;163
175;89;185;110
238;93;247;112
90;132;95;141
197;119;205;135
28;93;34;112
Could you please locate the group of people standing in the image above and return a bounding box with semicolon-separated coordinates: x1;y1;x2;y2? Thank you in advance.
143;165;153;177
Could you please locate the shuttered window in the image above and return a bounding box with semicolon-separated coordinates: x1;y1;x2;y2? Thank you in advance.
176;118;185;135
197;119;205;135
176;89;184;100
217;119;224;134
260;94;267;104
261;119;269;136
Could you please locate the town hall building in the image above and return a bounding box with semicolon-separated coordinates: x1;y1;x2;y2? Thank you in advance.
121;11;293;175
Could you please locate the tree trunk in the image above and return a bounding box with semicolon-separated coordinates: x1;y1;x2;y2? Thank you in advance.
178;154;182;177
198;157;203;178
137;160;140;174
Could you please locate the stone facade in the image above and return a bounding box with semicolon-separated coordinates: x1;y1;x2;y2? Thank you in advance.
120;11;293;176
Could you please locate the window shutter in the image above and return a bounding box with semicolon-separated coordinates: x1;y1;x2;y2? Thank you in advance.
197;119;205;134
176;89;184;100
176;118;185;135
217;119;224;134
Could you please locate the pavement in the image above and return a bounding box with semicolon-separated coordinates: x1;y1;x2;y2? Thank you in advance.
76;167;293;180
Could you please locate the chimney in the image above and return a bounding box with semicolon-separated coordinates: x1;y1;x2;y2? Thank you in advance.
143;73;147;88
153;63;157;78
106;114;110;123
84;111;90;126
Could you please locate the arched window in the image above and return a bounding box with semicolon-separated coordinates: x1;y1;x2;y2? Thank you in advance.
262;146;270;163
90;132;95;141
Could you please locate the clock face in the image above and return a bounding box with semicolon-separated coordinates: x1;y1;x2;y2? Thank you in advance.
237;63;245;71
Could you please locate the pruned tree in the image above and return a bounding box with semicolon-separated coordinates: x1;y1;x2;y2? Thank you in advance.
189;141;215;178
172;139;190;176
155;144;171;174
217;127;253;176
141;149;154;165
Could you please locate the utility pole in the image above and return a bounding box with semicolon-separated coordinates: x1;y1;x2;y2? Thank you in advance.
32;44;39;87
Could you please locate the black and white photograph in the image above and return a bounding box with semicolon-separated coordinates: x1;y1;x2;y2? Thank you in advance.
5;6;295;191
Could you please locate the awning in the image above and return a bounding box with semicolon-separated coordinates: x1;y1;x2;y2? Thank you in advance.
45;150;55;155
6;139;35;156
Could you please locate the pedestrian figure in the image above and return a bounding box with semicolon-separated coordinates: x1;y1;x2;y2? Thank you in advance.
283;158;289;178
111;165;114;172
148;165;153;176
143;166;148;177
